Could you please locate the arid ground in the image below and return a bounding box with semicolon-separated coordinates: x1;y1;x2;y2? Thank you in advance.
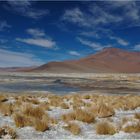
0;73;140;139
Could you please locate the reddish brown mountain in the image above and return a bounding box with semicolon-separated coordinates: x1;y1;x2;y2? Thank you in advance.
0;66;36;72
32;48;140;73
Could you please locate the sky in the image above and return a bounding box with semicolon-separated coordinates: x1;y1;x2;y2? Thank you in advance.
0;0;140;67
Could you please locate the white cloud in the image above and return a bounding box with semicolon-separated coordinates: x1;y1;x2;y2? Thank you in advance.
26;28;45;37
77;37;112;51
0;49;43;67
16;38;56;48
0;21;11;31
62;5;122;28
69;51;80;56
134;44;140;51
110;36;129;46
62;8;90;27
6;0;49;19
62;1;140;31
16;28;56;48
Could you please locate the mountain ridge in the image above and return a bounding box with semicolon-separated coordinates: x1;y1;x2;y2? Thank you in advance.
31;47;140;73
0;47;140;73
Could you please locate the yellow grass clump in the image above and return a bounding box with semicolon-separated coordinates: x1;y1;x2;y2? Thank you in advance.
22;104;45;119
74;109;95;123
90;103;115;118
34;119;49;132
0;103;13;116
61;109;95;123
49;96;62;107
64;122;81;135
121;117;140;133
96;121;117;135
60;102;69;109
83;94;91;99
61;112;76;122
28;98;40;105
122;122;140;133
0;95;8;102
39;102;50;111
13;113;33;127
135;113;140;120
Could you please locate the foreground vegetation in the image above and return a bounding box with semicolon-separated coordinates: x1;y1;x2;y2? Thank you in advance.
0;93;140;138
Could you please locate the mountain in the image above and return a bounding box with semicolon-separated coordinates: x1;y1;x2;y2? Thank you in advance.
0;66;36;72
31;48;140;73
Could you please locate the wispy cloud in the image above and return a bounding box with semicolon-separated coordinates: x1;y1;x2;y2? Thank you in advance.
62;8;90;27
16;28;56;48
77;37;112;51
68;51;80;56
62;1;140;29
0;49;43;67
79;31;100;39
26;28;46;37
110;36;129;46
62;6;121;29
5;0;49;19
134;44;140;51
62;1;140;47
16;38;56;48
0;21;11;31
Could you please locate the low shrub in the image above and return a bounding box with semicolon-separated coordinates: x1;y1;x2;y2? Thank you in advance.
96;121;117;135
13;113;33;127
0;103;13;116
135;113;140;120
34;119;49;132
60;102;69;109
61;112;76;122
74;109;95;123
64;122;81;135
22;104;45;119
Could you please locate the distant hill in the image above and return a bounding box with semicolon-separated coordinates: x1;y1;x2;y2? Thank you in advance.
0;66;36;72
31;47;140;73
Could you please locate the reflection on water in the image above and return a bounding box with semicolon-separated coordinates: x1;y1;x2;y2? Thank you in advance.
0;82;84;94
0;73;140;95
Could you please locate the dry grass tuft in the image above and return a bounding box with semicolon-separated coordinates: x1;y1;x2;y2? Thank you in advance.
96;121;117;135
22;104;45;119
0;103;13;116
39;102;50;111
83;94;90;99
121;117;140;133
135;113;140;120
0;95;8;102
74;109;95;123
61;112;76;122
34;119;49;132
90;103;115;118
13;113;33;127
49;96;62;107
41;114;58;125
60;102;69;109
61;109;95;123
28;98;40;105
64;122;81;135
122;122;140;133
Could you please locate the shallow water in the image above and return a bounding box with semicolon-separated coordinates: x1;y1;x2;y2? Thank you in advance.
0;81;85;94
0;73;140;95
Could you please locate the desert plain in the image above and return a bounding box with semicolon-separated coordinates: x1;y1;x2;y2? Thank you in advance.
0;73;139;139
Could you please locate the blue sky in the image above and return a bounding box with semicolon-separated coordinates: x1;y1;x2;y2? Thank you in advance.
0;1;140;67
